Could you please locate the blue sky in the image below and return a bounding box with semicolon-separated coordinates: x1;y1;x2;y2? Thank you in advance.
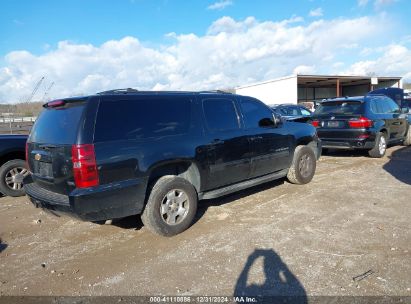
1;0;410;56
1;0;410;102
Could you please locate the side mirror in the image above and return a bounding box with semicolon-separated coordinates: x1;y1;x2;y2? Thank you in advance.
258;117;275;128
401;107;410;114
273;114;282;126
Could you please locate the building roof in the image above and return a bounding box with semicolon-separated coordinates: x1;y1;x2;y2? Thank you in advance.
236;74;402;90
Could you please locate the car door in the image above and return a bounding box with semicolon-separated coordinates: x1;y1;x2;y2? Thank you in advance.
384;97;408;139
201;97;251;190
375;97;397;140
239;97;292;178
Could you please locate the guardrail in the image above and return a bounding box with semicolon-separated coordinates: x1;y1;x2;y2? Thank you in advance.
0;117;37;134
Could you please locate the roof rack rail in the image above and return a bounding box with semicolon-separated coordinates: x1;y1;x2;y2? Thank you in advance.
97;88;139;95
199;90;233;94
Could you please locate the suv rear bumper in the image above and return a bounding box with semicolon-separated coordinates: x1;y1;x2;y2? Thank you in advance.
321;138;375;150
24;175;147;221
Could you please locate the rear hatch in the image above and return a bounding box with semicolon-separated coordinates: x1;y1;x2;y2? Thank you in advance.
27;99;88;195
312;100;368;139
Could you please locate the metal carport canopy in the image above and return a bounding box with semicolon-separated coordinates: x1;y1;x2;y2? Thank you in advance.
297;75;402;88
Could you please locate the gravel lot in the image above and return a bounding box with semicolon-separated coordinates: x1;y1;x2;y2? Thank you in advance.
0;146;410;298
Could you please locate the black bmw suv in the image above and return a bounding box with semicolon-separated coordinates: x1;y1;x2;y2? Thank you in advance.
24;90;321;236
311;94;411;157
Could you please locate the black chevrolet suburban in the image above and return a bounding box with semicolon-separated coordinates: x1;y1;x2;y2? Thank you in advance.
24;90;321;236
311;94;410;158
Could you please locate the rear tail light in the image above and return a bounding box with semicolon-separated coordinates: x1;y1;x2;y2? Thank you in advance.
44;100;65;108
310;120;320;127
348;117;373;128
71;144;99;188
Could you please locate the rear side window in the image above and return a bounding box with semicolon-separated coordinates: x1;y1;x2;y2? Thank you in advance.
377;98;392;113
385;97;400;113
94;97;191;142
301;108;311;116
315;101;364;115
29;102;86;144
370;98;381;113
280;107;301;116
240;97;273;129
202;98;239;132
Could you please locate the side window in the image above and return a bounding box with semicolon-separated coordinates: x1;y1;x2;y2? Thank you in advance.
377;98;391;114
94;97;191;142
202;98;239;132
370;99;379;113
279;108;288;115
300;108;311;116
385;97;400;113
240;97;273;129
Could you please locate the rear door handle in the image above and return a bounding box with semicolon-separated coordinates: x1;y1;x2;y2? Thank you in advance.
250;136;263;141
212;139;225;144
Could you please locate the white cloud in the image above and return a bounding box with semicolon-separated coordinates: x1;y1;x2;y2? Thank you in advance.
0;15;404;103
207;0;233;11
358;0;369;6
293;65;316;75
309;8;323;17
344;44;411;80
358;0;397;7
374;0;397;7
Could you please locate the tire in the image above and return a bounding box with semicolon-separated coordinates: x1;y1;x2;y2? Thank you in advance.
403;125;411;146
368;132;387;158
141;176;198;237
0;159;29;197
287;145;316;185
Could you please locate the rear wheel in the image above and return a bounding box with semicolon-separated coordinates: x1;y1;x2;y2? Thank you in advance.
141;176;198;236
403;125;411;146
287;145;316;185
0;159;29;197
368;132;387;158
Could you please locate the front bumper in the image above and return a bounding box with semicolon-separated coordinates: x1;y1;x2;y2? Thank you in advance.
24;175;147;221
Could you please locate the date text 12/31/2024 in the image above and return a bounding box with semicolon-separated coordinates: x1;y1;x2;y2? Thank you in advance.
149;296;258;303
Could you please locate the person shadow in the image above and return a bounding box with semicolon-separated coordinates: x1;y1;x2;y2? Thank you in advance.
234;249;307;304
383;146;411;185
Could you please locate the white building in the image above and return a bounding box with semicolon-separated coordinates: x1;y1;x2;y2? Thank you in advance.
235;74;403;107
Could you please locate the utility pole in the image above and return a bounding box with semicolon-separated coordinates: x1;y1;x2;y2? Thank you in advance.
26;76;45;103
42;81;54;102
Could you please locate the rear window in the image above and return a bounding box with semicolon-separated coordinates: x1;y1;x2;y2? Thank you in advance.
94;97;191;142
29;102;86;144
315;101;364;115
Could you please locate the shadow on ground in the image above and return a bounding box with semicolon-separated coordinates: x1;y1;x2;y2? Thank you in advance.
111;178;286;230
234;249;307;303
383;146;411;185
194;178;285;225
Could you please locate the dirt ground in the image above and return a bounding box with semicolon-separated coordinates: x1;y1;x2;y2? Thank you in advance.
0;146;410;298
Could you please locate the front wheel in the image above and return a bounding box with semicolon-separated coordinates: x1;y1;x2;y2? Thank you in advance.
368;132;387;158
0;159;29;197
287;145;316;185
141;176;198;237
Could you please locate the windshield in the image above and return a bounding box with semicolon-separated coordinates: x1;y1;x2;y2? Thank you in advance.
315;101;363;115
29;102;86;144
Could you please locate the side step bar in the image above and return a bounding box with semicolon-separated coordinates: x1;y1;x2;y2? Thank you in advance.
199;169;288;200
